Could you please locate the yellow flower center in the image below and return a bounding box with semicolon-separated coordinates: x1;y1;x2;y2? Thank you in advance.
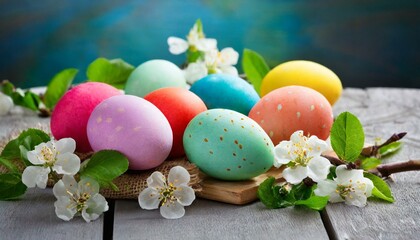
66;189;91;213
157;183;178;206
40;146;57;166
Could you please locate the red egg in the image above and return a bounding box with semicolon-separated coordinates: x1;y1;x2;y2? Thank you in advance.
144;87;207;157
249;86;333;145
51;82;121;152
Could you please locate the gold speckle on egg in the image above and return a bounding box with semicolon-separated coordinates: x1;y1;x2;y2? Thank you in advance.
241;125;244;129
256;111;260;115
209;150;214;154
214;118;218;121
234;140;238;145
230;119;234;124
115;126;123;132
277;104;282;111
189;134;192;138
117;107;125;113
296;112;301;119
239;144;243;150
269;131;274;137
133;126;141;132
288;91;293;95
232;153;237;157
242;157;246;161
240;118;244;121
226;168;231;171
224;128;228;132
310;105;315;111
322;124;326;129
199;122;202;125
320;103;325;108
238;165;242;169
261;119;265;124
204;138;208;142
96;116;103;123
106;117;113;123
220;136;223;141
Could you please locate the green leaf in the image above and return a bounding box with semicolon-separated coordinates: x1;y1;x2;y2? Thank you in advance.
0;157;19;173
87;58;134;89
44;68;78;109
195;19;203;35
361;157;381;171
242;49;270;94
79;150;129;190
330;112;365;162
257;177;282;208
290;182;314;201
0;173;27;200
1;129;50;161
1;80;14;95
379;142;402;157
364;172;394;203
295;195;329;211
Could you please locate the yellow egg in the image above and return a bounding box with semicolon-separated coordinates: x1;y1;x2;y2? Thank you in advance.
260;60;343;105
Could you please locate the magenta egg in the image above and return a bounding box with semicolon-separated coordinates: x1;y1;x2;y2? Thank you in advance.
87;95;173;170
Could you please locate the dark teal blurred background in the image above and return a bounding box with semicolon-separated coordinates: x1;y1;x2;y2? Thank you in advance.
1;0;419;89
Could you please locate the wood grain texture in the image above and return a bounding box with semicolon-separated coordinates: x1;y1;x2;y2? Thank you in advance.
196;167;284;205
326;88;420;239
0;188;104;240
113;199;329;240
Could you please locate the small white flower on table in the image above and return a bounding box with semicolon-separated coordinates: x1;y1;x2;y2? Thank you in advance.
53;175;108;222
315;165;374;207
274;130;332;184
0;92;13;116
22;138;80;189
139;166;195;219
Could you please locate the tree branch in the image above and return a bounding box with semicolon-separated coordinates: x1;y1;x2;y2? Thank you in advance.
361;132;407;157
372;160;420;178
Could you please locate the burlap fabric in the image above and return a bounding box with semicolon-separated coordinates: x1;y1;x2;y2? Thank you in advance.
0;126;202;199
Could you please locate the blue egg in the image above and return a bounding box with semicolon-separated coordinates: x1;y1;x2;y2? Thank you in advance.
189;74;260;115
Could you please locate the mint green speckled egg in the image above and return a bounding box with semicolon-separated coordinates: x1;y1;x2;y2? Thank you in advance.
183;109;274;181
125;59;187;97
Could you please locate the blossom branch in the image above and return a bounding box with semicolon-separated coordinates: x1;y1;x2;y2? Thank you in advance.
361;132;407;157
372;160;420;178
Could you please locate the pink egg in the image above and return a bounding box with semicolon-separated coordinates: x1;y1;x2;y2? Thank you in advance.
248;86;333;145
51;82;121;152
87;95;173;170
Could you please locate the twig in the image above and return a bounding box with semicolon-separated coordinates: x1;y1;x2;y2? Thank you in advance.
361;132;407;157
372;160;420;178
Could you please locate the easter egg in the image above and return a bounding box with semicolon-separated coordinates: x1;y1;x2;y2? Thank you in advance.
249;86;333;145
51;82;121;152
87;95;173;170
125;59;186;97
260;60;342;105
183;109;274;181
144;87;207;158
189;74;260;115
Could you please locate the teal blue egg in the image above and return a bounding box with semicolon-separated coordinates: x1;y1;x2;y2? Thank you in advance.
189;74;260;115
125;59;187;97
183;109;274;181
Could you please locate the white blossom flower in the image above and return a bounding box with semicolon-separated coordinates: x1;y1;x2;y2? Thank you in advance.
314;165;374;207
184;48;239;84
53;175;108;222
274;130;331;184
0;92;13;116
167;21;217;55
22;138;80;189
139;166;195;219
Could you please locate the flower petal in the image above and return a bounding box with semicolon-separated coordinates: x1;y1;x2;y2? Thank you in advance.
274;141;292;167
218;47;239;66
82;194;109;222
27;149;45;165
167;37;189;55
0;92;13;116
307;156;331;182
364;178;374;197
307;135;328;157
53;179;67;198
184;62;208;84
52;152;80;175
160;201;185;219
219;66;238;76
138;188;160;210
329;192;344;203
314;179;337;197
335;165;363;184
345;193;367;207
54;197;77;221
195;38;217;52
283;166;307;184
147;171;166;189
79;177;100;196
168;166;190;186
290;130;304;143
55;138;76;154
22;166;50;189
61;175;79;193
174;184;195;206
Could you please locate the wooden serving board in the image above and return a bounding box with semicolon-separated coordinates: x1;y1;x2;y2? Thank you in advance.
196;166;285;205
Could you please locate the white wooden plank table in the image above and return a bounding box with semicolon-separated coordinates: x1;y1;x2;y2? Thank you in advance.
1;88;419;240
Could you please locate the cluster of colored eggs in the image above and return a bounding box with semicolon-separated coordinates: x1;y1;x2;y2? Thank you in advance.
50;59;341;181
